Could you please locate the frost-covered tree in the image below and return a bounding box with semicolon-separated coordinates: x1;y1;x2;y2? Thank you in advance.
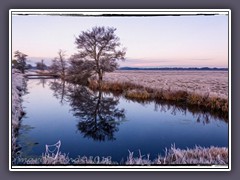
72;26;126;86
49;50;68;78
13;50;28;73
66;54;95;85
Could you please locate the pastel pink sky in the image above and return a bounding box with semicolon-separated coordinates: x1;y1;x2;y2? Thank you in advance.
12;13;229;68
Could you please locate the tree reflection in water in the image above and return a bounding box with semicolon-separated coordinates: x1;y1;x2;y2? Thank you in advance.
68;86;125;141
49;80;126;141
37;78;47;88
49;79;68;105
152;100;228;124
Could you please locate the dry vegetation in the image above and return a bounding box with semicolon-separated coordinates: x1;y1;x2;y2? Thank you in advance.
126;145;228;165
12;69;26;156
89;70;228;115
104;70;228;99
14;145;228;166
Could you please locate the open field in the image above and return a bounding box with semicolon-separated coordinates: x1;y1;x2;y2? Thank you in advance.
104;70;228;99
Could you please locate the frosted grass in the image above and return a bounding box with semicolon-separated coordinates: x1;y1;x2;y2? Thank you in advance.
104;70;228;99
14;144;228;165
12;69;25;154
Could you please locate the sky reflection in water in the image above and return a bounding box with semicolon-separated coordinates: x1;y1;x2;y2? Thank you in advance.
18;79;228;162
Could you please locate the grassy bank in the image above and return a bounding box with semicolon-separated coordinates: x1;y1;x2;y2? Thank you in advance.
13;145;228;165
12;69;26;156
89;80;228;117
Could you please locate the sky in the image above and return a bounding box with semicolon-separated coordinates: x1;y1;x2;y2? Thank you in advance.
11;13;229;68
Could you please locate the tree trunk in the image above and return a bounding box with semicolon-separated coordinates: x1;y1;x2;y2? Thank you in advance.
98;72;103;89
94;90;102;123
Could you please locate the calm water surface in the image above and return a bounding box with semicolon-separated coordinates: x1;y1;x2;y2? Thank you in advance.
18;79;228;162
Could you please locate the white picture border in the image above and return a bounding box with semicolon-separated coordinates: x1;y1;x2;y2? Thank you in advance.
9;9;231;171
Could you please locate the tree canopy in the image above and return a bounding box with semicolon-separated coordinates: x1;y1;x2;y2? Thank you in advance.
69;26;126;86
49;50;68;78
13;50;28;73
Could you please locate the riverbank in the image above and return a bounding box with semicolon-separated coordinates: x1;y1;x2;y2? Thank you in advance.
89;81;228;116
88;71;228;116
14;145;228;165
12;69;26;156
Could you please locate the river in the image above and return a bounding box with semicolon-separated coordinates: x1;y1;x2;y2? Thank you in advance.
17;78;228;163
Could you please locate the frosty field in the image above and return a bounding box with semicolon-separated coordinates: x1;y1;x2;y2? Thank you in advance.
104;70;228;99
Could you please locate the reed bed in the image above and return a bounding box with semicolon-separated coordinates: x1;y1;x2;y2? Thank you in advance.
126;145;228;165
14;145;228;165
89;79;228;115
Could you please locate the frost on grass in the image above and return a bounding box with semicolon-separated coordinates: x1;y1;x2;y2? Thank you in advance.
15;140;117;165
104;70;228;99
93;70;228;114
12;69;26;155
126;145;228;165
15;141;228;165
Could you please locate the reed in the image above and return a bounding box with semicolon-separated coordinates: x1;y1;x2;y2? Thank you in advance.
126;145;228;165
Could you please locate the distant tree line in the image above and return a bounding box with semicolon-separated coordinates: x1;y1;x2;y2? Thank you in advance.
12;52;48;72
119;67;228;71
36;59;47;71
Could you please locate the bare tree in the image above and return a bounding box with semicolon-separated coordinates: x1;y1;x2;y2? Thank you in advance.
13;50;28;73
49;50;68;78
72;26;126;87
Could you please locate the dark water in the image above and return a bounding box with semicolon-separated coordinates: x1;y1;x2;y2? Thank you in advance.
18;79;228;162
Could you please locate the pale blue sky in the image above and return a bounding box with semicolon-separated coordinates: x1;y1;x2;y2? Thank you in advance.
12;14;229;68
